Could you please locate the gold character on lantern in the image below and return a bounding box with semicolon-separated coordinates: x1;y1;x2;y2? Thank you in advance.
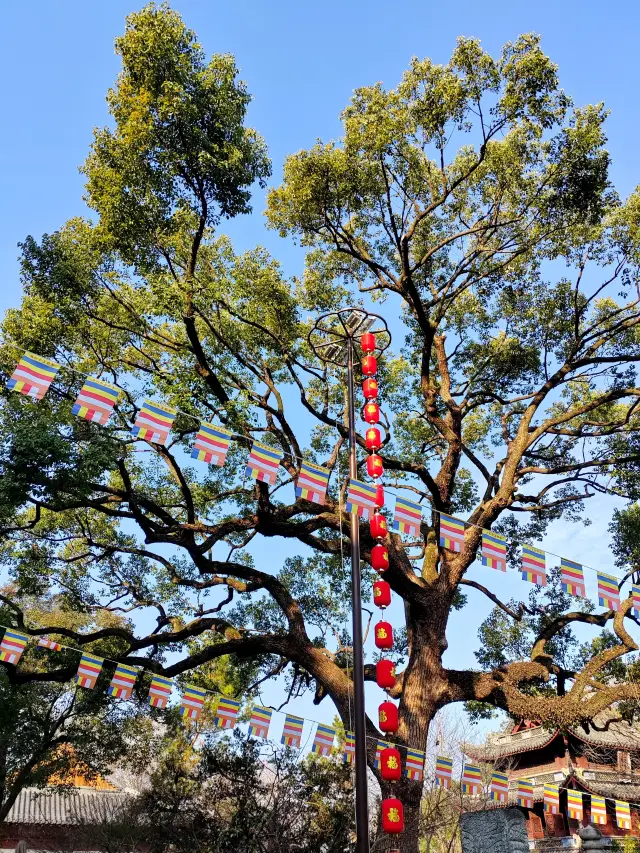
390;666;396;677
382;549;388;560
387;755;399;770
388;808;401;823
374;587;381;598
377;627;388;640
380;710;388;723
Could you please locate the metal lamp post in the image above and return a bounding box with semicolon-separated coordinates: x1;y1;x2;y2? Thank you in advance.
309;308;391;853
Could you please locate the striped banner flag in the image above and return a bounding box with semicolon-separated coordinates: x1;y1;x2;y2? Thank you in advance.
312;724;336;756
597;572;621;611
281;714;304;748
180;685;207;720
76;653;104;689
405;749;425;782
521;545;547;586
561;559;586;598
132;401;177;445
72;377;119;425
214;697;242;730
248;706;272;739
346;478;378;519
439;514;465;552
246;442;282;485
634;583;640;618
616;800;632;830
591;795;607;825
567;790;583;821
374;740;392;770
148;675;173;709
108;663;138;700
435;756;453;789
191;422;233;466
0;629;30;665
461;764;482;796
344;731;355;764
481;531;507;572
544;783;559;814
393;497;422;536
7;352;60;400
516;779;534;809
490;771;509;803
295;462;331;505
38;637;62;652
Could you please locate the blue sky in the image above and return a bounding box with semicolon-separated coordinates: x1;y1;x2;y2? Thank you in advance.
1;0;639;738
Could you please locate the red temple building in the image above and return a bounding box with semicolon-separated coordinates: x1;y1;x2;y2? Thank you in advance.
464;713;640;847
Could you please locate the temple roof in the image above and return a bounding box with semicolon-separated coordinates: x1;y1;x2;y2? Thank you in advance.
4;787;129;825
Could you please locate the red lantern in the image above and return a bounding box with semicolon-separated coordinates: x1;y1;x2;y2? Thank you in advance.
361;332;376;353
362;378;378;399
373;580;391;608
376;659;396;689
370;513;388;539
375;484;385;508
375;620;393;649
379;701;399;733
380;747;402;781
371;543;389;572
382;798;404;834
365;427;381;451
361;355;378;376
367;454;384;479
363;401;380;424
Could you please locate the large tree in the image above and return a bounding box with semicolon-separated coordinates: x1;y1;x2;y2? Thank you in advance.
2;5;640;850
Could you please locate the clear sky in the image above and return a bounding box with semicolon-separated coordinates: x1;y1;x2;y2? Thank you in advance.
1;0;639;737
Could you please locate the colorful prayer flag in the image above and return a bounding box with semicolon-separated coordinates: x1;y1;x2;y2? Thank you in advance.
521;545;547;586
191;422;233;466
439;514;465;552
281;714;304;748
544;783;559;814
180;685;207;720
561;559;587;598
435;756;453;789
567;790;583;821
481;531;507;572
591;795;607;825
7;352;60;400
375;740;392;770
132;401;177;445
248;705;272;739
597;572;621;611
616;800;631;830
0;629;30;665
214;697;242;730
393;497;422;536
295;461;331;505
345;478;378;519
148;675;173;709
405;749;425;782
516;779;534;809
72;377;119;425
461;764;482;796
38;637;62;652
76;653;104;689
312;724;336;756
490;771;509;803
344;731;355;764
108;663;138;700
245;441;282;485
633;583;640;619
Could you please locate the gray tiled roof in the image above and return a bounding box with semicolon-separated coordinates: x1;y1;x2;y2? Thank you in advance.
4;788;129;825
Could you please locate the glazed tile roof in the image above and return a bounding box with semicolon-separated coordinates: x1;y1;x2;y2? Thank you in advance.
4;788;129;825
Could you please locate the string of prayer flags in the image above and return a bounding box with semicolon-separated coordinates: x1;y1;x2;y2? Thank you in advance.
516;779;534;809
180;685;207;720
481;531;507;572
567;790;584;821
38;637;62;652
439;514;465;552
281;714;304;748
312;723;336;756
248;705;272;739
148;675;173;709
616;800;632;830
375;740;392;770
561;559;586;598
490;771;509;803
544;784;560;814
393;497;422;536
521;545;547;586
214;697;242;730
72;377;119;425
0;629;30;665
591;795;607;825
435;756;453;789
132;401;177;445
461;764;482;796
597;572;621;611
108;663;138;700
634;584;640;619
8;352;60;400
246;442;282;486
344;732;355;764
405;749;425;782
76;653;104;689
346;478;378;519
295;462;330;505
191;422;233;466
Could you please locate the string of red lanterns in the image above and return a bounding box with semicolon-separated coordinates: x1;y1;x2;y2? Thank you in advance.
360;331;405;845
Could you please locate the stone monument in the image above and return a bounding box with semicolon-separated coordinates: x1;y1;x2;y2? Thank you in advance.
459;808;530;853
576;824;607;849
